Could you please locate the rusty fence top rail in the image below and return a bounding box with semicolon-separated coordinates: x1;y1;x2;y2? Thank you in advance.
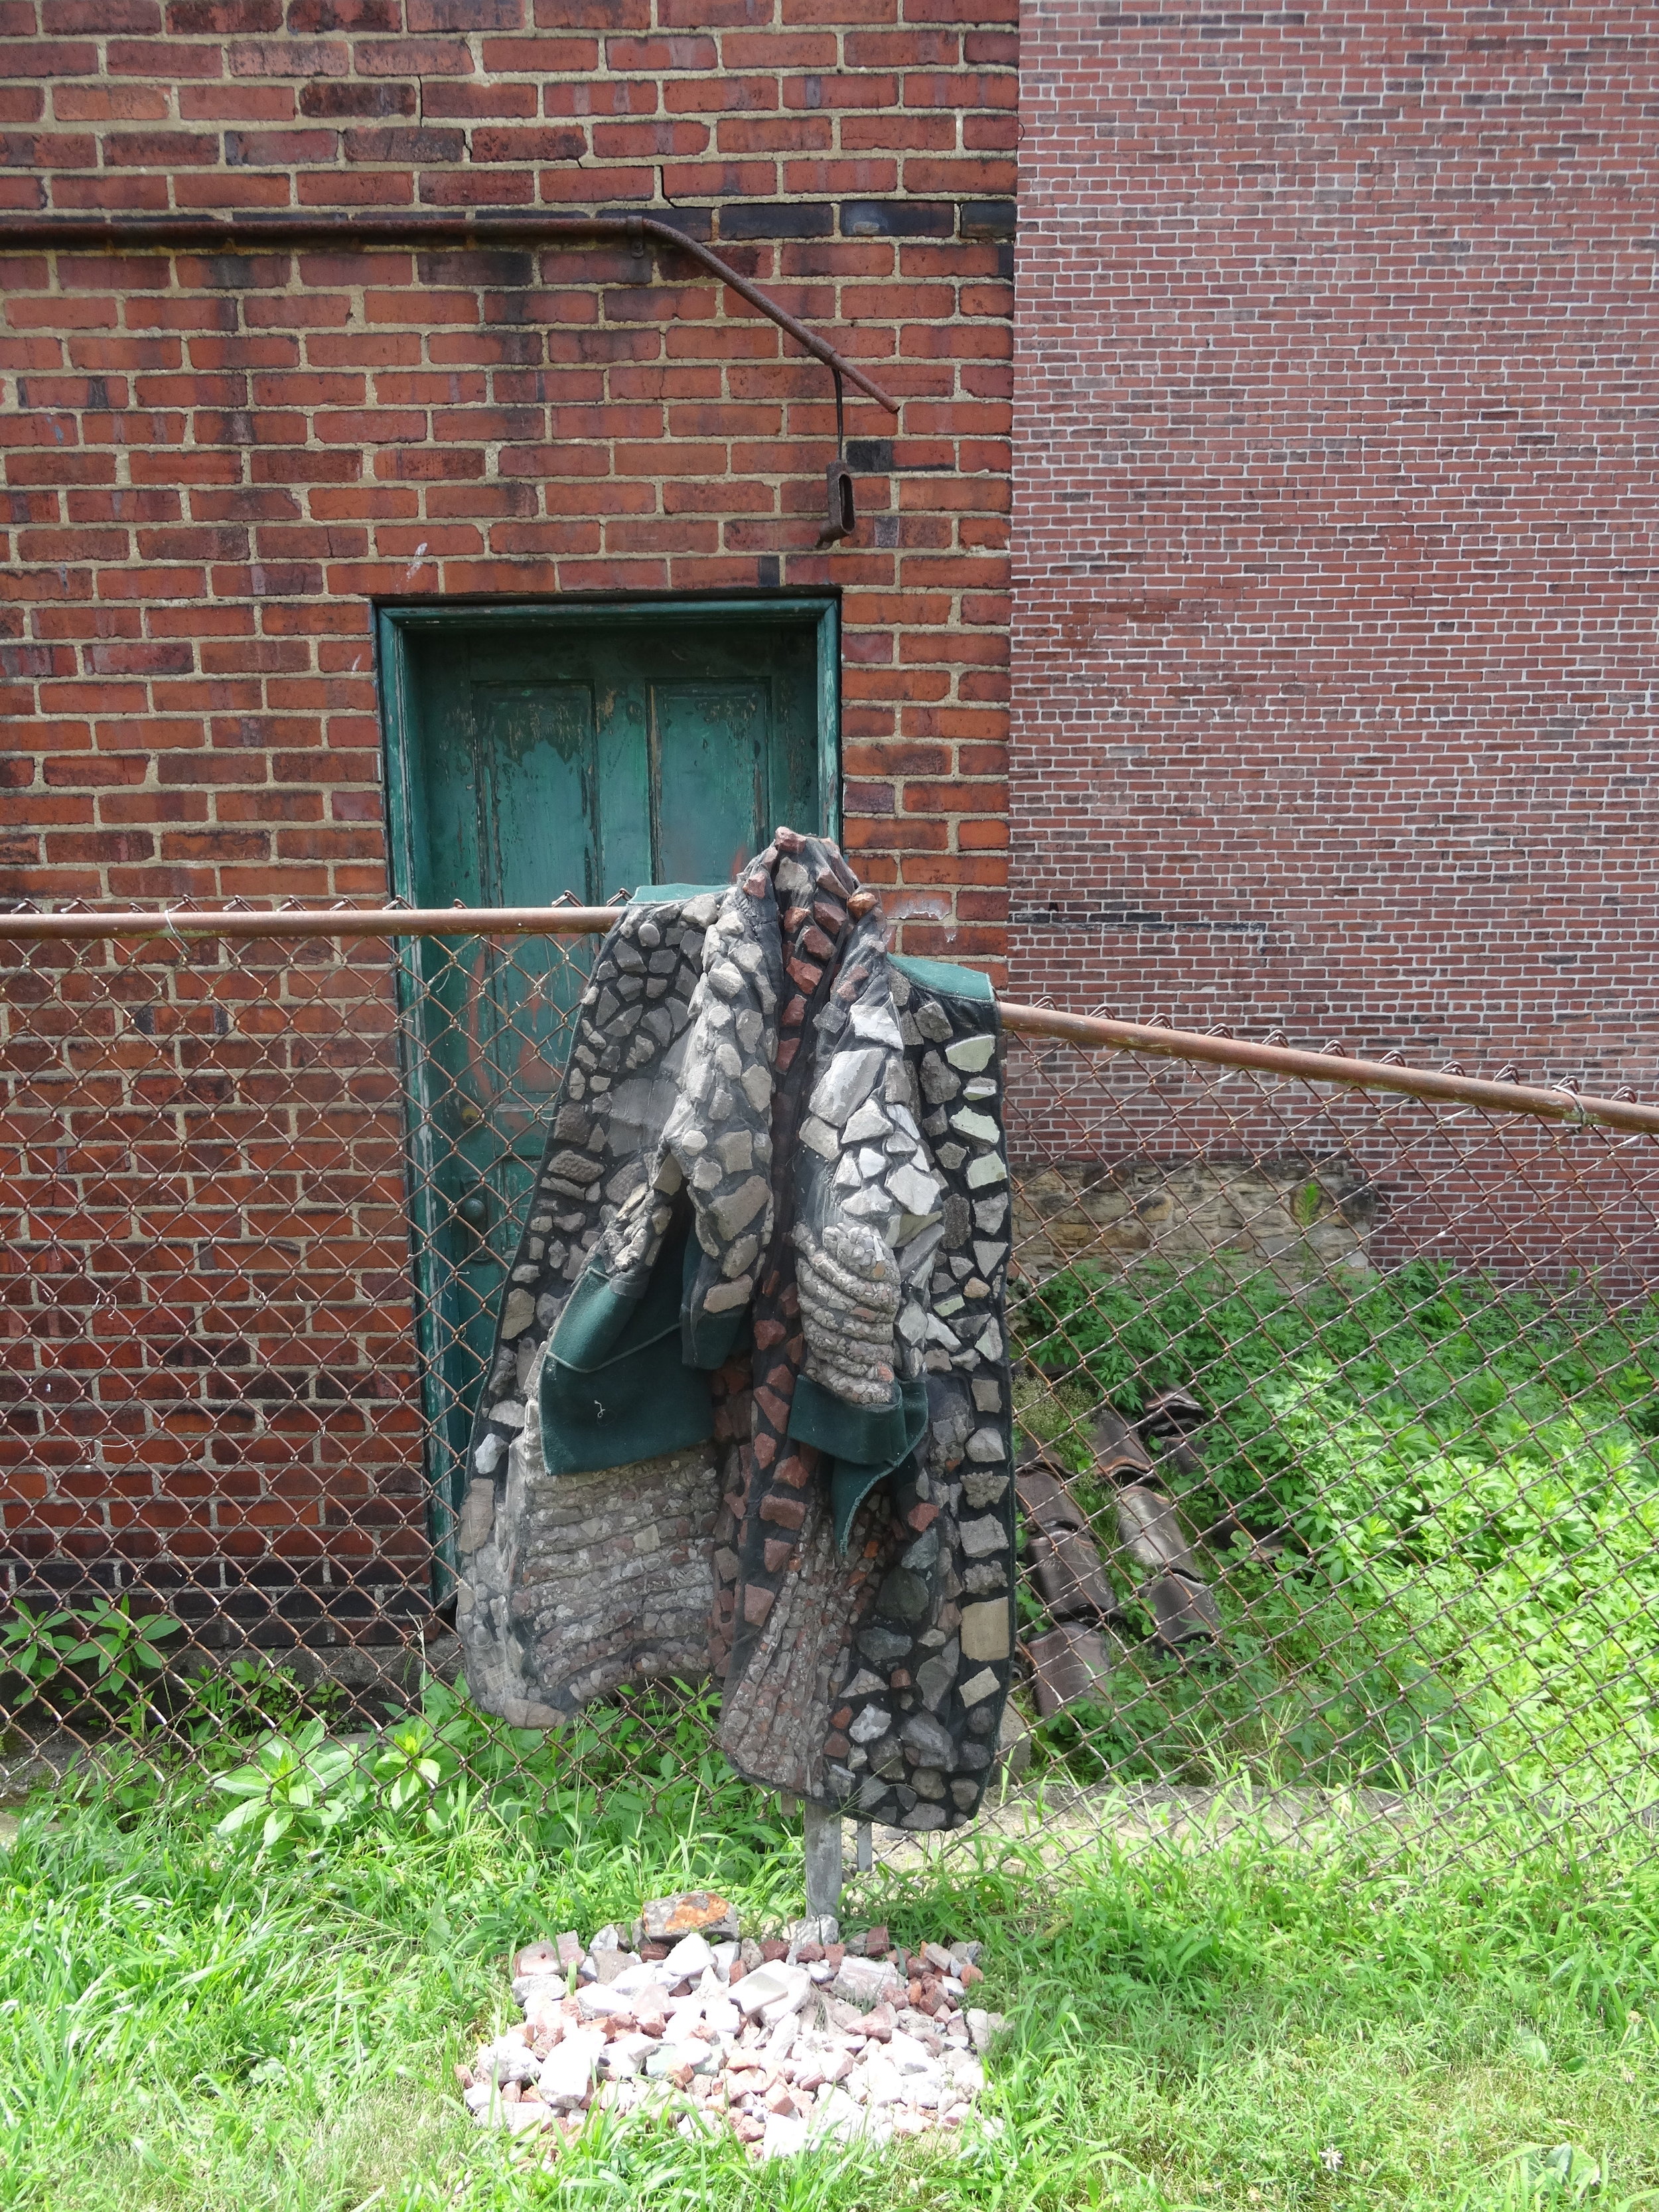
0;903;622;941
995;1002;1659;1140
3;903;1657;1139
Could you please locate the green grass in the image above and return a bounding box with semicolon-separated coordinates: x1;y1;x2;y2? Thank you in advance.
9;1262;1659;2206
7;1767;1659;2211
1011;1260;1659;1796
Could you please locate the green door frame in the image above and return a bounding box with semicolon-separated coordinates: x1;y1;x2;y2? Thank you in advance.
378;595;842;882
374;594;841;1591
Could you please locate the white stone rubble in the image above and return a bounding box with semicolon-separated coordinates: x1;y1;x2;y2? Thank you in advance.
457;1891;1009;2163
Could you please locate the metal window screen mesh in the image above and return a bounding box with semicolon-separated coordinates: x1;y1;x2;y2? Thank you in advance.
5;924;1659;1870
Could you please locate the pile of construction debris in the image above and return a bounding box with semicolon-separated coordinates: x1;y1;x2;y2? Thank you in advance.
459;1889;1009;2162
1018;1389;1283;1714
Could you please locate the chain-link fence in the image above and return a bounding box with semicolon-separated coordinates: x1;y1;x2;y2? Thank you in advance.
4;913;1659;1872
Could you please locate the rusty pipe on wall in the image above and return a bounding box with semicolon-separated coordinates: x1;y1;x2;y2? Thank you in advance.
0;208;901;417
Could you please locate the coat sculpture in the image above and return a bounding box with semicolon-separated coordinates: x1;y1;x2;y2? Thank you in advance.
455;832;1015;1832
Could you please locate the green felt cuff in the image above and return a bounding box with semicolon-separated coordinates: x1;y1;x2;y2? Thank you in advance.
788;1370;930;1554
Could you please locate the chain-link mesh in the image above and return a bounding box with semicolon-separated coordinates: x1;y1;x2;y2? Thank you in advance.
4;923;1659;1870
1004;1031;1659;1866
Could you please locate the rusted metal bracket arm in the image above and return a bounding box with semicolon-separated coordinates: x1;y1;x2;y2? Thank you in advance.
0;209;901;417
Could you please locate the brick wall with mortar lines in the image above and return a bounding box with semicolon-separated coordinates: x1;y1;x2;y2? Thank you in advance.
0;0;1015;948
0;937;431;1649
0;0;1014;1643
1011;1;1659;1096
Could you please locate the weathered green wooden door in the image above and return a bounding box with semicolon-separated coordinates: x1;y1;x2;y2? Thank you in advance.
379;601;837;1578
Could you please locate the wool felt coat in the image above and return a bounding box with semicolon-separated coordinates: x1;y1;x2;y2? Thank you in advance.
456;832;1016;1830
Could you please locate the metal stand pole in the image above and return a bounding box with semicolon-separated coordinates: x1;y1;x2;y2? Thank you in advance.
802;1799;843;1927
856;1818;873;1873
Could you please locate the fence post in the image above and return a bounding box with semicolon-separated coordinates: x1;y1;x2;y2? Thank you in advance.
803;1801;843;1923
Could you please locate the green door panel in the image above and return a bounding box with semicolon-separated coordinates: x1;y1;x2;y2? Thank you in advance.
652;685;766;888
379;599;838;1582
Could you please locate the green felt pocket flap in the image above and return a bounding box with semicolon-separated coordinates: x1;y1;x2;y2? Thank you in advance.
539;1217;718;1476
788;1370;930;1554
548;1221;687;1376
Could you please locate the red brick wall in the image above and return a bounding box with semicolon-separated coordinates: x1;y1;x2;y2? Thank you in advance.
0;934;429;1652
1011;1;1659;1094
0;0;1015;961
0;5;1014;1645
